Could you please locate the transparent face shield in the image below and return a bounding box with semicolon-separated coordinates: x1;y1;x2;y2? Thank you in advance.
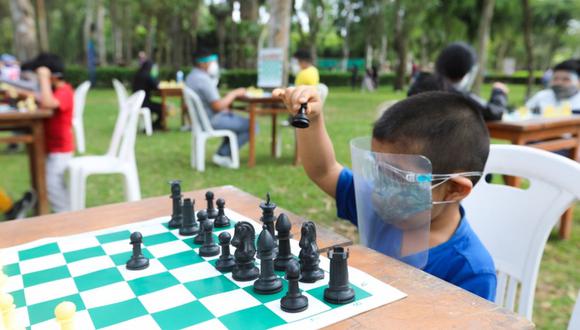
350;137;481;268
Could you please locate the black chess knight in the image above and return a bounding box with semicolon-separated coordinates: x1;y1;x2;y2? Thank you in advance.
298;221;324;283
231;221;259;281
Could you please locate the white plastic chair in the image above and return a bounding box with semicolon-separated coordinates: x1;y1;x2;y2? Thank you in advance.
182;87;239;171
67;91;145;211
276;83;329;158
112;79;152;136
569;291;580;330
463;145;580;320
72;81;91;153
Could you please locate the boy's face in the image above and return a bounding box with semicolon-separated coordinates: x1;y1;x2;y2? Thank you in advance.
370;138;473;221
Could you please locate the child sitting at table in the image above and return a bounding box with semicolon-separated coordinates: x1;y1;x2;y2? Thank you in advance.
273;87;497;301
22;53;74;213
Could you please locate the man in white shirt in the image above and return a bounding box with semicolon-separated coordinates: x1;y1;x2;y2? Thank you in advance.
526;60;580;114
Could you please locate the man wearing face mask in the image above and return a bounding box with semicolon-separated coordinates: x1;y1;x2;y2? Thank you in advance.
273;87;496;301
526;60;580;114
185;49;247;168
409;42;509;121
292;50;319;86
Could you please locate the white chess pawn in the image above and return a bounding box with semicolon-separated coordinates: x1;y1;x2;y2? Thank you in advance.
0;293;15;330
55;301;76;330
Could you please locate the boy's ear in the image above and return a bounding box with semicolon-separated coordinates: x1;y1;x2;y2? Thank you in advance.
444;177;473;202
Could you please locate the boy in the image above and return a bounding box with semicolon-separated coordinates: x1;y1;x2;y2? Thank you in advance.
526;60;580;113
185;48;247;168
23;53;74;212
292;50;319;86
273;87;497;301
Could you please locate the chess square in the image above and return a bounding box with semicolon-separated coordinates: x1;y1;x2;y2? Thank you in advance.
152;300;214;330
30;310;92;330
101;239;132;256
146;240;191;259
10;288;26;308
198;289;261;318
27;294;85;326
109;248;154;266
101;315;160;330
183;275;239;299
133;223;168;237
264;291;331;323
139;284;197;314
57;236;100;253
296;274;330;292
143;232;178;246
128;271;180;296
1;250;20;265
22;265;71;287
223;272;256;288
243;279;288;304
4;262;20;276
96;230;131;245
117;258;166;282
5;274;23;293
218;305;285;330
18;242;60;261
171;261;222;283
73;267;124;292
25;278;78;305
306;283;372;308
80;282;136;309
20;253;66;274
63;245;106;263
67;255;116;277
88;298;148;329
192;248;220;262
183;318;228;330
14;306;31;329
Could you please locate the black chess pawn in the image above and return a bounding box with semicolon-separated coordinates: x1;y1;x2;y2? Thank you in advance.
168;180;183;228
126;232;149;270
274;213;293;271
179;198;199;236
259;193;277;241
193;210;209;245
206;191;218;219
291;103;310;129
324;246;355;304
231;221;259;281
216;232;235;272
298;221;324;283
280;259;308;313
214;198;230;228
199;221;220;257
254;226;283;294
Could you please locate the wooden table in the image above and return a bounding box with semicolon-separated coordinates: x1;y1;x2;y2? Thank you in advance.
0;110;53;215
156;87;186;131
235;95;297;167
487;116;580;239
0;186;533;328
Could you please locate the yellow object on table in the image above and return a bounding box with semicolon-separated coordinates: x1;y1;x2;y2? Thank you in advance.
55;301;76;330
246;86;264;98
0;293;15;330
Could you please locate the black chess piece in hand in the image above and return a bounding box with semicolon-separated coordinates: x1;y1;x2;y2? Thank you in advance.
298;221;324;283
291;103;310;129
254;226;283;294
194;210;209;245
206;191;218;219
179;198;199;236
274;213;293;271
280;259;308;313
231;221;259;281
199;221;220;257
168;180;183;228
324;246;355;304
214;198;230;228
216;232;235;272
126;232;149;270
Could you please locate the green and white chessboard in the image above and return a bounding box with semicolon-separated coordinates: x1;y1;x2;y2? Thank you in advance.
1;209;406;330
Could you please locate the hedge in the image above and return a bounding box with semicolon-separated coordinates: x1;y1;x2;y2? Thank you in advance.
64;66;543;89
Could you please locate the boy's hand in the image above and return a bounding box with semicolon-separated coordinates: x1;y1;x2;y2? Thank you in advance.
273;86;323;120
492;82;509;94
231;87;246;97
36;66;51;80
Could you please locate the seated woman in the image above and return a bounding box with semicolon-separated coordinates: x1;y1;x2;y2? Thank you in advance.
132;60;162;129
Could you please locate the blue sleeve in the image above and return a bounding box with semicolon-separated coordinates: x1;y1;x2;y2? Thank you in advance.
335;168;358;226
456;273;497;302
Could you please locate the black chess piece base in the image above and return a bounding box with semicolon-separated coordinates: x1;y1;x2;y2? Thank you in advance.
199;244;220;257
274;257;293;272
324;287;355;304
168;219;181;229
299;269;324;283
126;256;149;270
291;114;310;128
216;257;235;272
232;266;259;281
281;295;308;313
254;277;282;295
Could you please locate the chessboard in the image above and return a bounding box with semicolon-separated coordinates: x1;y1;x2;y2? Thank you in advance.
1;197;406;329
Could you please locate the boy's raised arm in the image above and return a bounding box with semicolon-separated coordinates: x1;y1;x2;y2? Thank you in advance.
273;86;343;198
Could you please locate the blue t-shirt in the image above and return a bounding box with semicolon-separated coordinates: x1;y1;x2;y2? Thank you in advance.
336;168;497;301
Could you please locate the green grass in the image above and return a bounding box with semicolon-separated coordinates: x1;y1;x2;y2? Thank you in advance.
1;84;578;328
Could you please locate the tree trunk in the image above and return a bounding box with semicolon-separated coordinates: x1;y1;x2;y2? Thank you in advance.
170;16;183;69
83;0;94;64
9;0;38;61
145;15;155;57
472;0;495;95
522;0;534;98
190;4;200;53
393;0;406;90
123;3;132;64
240;0;258;21
379;34;387;72
306;0;323;64
36;0;48;51
110;0;123;65
96;0;106;65
365;38;373;70
267;0;292;86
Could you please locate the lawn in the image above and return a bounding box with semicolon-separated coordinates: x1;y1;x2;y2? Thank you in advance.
1;84;578;328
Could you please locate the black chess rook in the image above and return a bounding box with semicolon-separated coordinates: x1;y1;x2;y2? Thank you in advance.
254;226;283;294
179;198;199;236
274;213;293;271
216;232;235;272
214;198;230;228
126;232;149;270
280;259;308;313
168;180;183;228
324;246;355;304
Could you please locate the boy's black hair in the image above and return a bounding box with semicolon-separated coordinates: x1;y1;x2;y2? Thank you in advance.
407;72;450;96
192;48;214;63
435;42;476;81
293;49;312;62
21;53;65;76
553;59;579;76
373;91;489;185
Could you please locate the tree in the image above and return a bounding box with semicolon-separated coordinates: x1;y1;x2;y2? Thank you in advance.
267;0;292;86
96;0;106;65
9;0;38;61
393;0;406;90
36;0;48;51
521;0;533;98
472;0;495;95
